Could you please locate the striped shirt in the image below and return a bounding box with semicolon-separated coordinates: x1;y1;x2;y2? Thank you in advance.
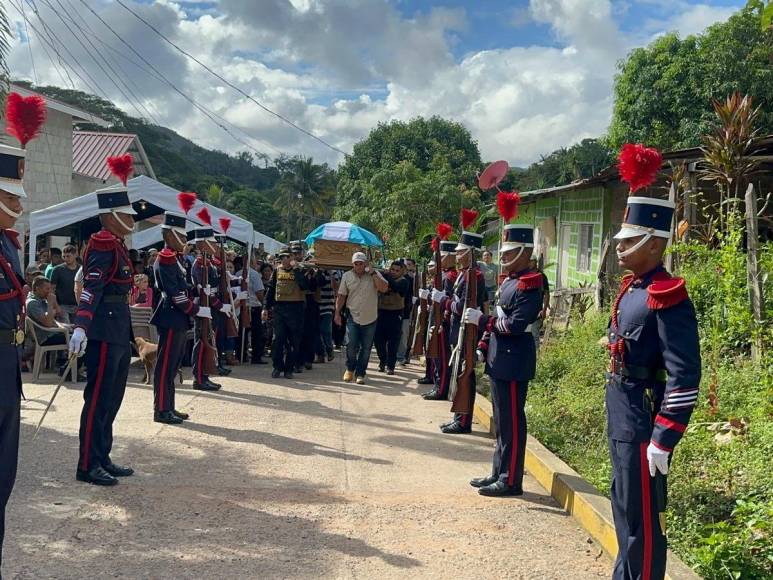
318;270;338;315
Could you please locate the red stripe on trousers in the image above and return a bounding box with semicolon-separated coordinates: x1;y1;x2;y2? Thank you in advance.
438;331;447;396
640;442;653;580
158;329;173;410
196;334;205;383
81;342;108;471
508;381;518;486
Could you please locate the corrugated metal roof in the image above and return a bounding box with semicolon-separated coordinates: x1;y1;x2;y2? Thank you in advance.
72;131;156;181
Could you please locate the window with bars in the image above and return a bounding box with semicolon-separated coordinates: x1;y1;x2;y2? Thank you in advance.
577;224;594;273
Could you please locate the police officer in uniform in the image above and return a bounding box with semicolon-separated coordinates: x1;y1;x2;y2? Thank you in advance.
0;144;32;565
605;196;700;579
416;259;436;386
439;231;488;434
265;248;309;379
151;212;211;424
423;241;457;400
464;225;543;495
70;183;137;486
191;227;229;391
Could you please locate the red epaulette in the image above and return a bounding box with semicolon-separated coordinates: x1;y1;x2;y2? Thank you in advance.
89;229;118;251
4;229;21;249
194;256;203;266
517;271;543;291
647;275;688;309
212;257;222;267
158;248;177;265
446;269;459;283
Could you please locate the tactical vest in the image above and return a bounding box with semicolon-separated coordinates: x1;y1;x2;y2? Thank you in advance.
379;278;405;311
275;268;305;302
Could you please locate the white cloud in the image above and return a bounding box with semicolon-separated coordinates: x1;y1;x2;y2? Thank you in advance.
5;0;744;169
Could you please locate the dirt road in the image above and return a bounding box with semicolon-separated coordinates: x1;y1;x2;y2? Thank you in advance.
7;355;609;579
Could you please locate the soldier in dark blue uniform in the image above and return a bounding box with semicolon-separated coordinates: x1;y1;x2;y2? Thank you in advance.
151;212;210;424
604;196;700;580
190;228;229;391
213;233;234;376
416;260;436;386
423;241;457;401
0;144;31;566
464;224;543;495
70;183;137;486
438;231;488;434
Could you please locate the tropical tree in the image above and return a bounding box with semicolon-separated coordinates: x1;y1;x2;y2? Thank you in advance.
335;116;482;257
273;156;336;241
608;1;773;150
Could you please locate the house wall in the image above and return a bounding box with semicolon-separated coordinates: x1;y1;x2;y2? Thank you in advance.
72;173;110;198
1;109;75;256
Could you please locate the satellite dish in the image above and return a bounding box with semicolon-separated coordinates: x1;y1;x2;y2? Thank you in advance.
478;160;509;190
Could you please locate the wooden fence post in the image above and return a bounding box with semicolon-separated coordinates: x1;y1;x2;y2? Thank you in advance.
744;183;764;362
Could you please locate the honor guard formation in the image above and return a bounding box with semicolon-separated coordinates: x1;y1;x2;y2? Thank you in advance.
0;90;703;580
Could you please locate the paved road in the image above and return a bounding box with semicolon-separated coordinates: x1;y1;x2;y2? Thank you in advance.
7;354;609;579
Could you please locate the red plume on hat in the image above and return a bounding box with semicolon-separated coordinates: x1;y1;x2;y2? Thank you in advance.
106;154;134;186
218;217;232;234
460;208;479;230
496;191;521;223
4;92;47;148
196;207;212;226
436;222;453;240
618;143;662;193
177;191;197;214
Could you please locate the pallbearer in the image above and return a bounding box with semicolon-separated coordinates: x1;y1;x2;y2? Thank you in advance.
463;224;542;495
604;146;701;580
151;197;210;424
71;154;138;486
0;91;46;566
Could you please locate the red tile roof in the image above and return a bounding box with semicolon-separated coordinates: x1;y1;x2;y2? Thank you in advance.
72;131;155;181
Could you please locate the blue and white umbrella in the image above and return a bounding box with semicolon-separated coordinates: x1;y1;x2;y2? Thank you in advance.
305;221;383;247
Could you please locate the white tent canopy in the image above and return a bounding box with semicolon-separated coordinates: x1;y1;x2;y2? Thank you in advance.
28;175;259;263
132;224;283;255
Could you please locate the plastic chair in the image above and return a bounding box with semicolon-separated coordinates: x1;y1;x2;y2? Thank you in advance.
130;306;158;343
26;317;75;382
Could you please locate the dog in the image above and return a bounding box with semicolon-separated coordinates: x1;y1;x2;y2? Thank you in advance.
134;337;186;385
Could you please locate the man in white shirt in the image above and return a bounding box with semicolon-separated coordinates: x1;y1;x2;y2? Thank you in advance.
335;252;388;384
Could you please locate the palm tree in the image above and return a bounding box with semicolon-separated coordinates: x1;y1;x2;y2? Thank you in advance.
273;156;335;241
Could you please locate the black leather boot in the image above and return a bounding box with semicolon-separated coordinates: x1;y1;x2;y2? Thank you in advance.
103;462;134;477
470;474;498;488
155;410;183;424
478;480;523;497
76;466;117;486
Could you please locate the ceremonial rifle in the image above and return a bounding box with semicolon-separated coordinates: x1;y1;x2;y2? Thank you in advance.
411;268;428;357
196;208;220;376
425;236;444;358
405;266;419;358
449;265;477;413
216;218;239;339
239;249;251;363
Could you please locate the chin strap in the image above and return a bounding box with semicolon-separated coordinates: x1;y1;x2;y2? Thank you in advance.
501;246;525;269
111;210;134;234
0;200;22;219
617;233;652;259
172;229;186;248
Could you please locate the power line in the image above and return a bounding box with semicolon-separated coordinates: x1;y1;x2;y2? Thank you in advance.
111;0;349;157
73;0;286;161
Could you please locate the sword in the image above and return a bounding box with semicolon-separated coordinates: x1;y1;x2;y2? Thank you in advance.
33;352;78;440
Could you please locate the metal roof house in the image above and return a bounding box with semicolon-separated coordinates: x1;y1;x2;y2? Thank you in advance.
72;131;156;196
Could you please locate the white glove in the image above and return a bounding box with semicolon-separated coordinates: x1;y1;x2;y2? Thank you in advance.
412;296;418;305
463;308;483;326
476;349;486;363
69;327;87;357
238;291;249;301
196;306;212;319
220;303;233;316
419;289;429;300
646;442;670;477
431;289;445;303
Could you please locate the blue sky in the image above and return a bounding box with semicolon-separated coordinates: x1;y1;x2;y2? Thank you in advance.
8;0;748;165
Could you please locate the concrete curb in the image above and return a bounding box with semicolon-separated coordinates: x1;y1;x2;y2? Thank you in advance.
474;396;700;580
